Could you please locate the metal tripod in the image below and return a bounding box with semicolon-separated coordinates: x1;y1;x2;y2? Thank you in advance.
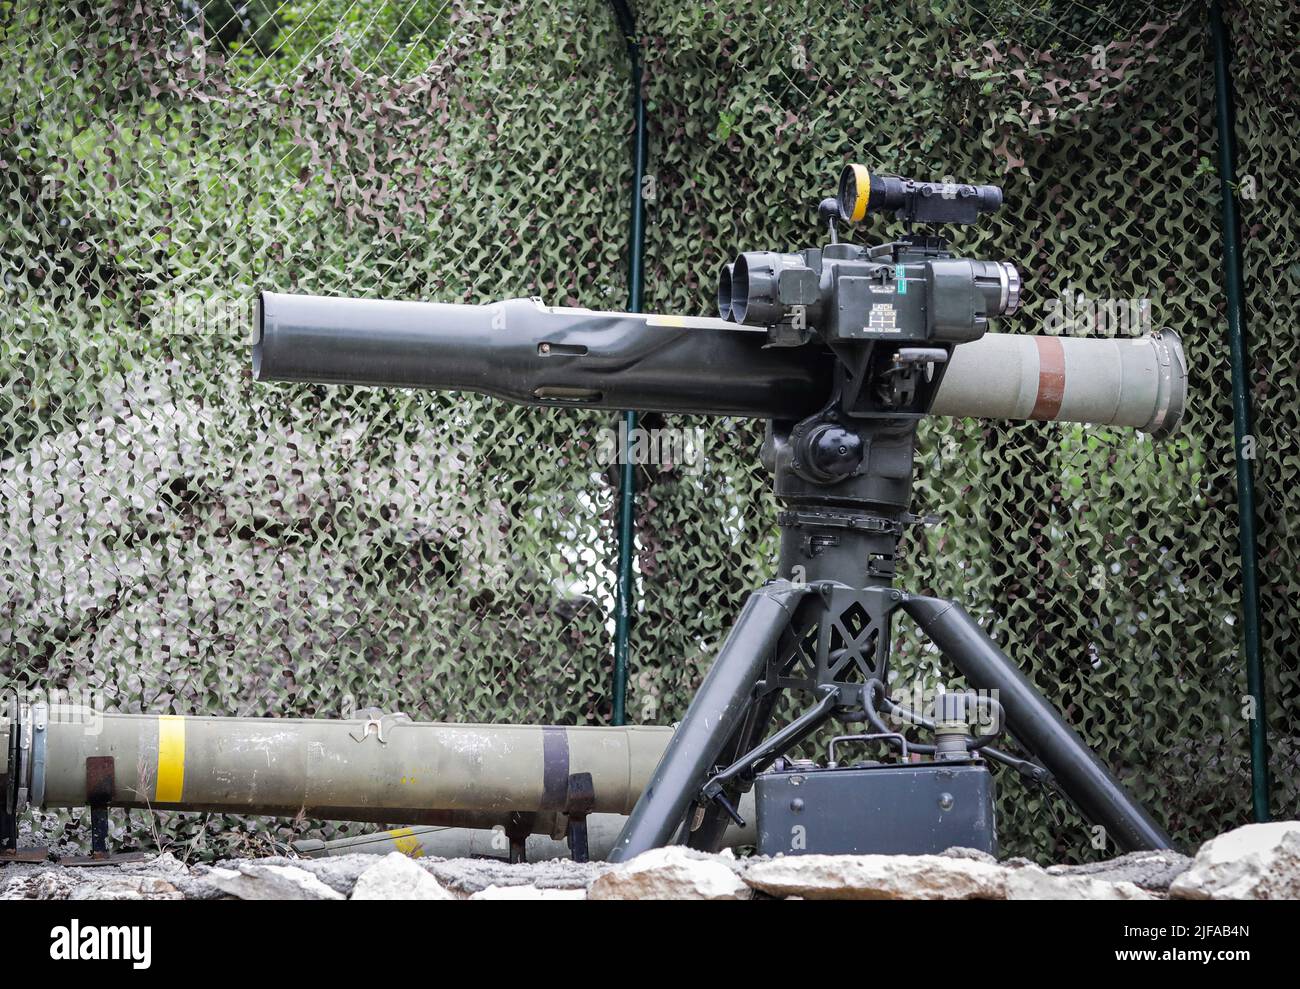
609;414;1172;861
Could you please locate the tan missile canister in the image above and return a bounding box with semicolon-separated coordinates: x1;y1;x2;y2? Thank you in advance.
292;801;756;862
932;329;1186;438
33;706;672;824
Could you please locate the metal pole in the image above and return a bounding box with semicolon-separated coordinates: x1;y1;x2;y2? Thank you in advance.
608;0;647;726
1209;0;1270;822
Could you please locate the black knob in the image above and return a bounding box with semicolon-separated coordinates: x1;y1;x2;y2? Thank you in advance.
795;423;864;484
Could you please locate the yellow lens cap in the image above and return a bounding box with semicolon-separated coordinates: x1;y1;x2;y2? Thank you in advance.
838;164;871;223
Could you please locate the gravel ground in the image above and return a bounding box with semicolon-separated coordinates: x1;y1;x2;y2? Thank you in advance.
0;845;1194;900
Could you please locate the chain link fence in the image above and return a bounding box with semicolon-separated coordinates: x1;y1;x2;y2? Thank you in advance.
1;0;1294;860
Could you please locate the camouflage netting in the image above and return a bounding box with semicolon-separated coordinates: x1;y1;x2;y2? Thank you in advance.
0;0;1294;861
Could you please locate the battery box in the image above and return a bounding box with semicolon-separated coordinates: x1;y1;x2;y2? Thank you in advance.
755;760;997;857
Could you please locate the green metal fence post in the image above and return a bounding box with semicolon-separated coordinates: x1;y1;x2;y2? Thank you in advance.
608;0;646;726
1208;0;1270;822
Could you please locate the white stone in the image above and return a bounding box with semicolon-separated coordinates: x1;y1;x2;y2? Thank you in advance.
470;884;587;900
350;852;456;900
743;854;1008;900
206;862;345;901
588;846;751;900
66;875;182;901
1004;865;1154;900
122;852;189;876
1170;821;1300;900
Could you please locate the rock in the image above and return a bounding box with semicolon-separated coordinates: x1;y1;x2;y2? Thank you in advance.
68;875;183;901
1170;821;1300;900
241;854;378;896
119;852;188;876
204;862;345;900
117;856;229;901
1005;865;1154;900
588;846;751;901
470;884;587;900
1;871;83;900
942;846;999;864
743;854;1007;900
1;866;184;901
351;853;456;900
1046;850;1191;894
425;857;604;896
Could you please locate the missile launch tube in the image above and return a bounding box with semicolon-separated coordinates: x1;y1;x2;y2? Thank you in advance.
18;706;671;824
252;293;1186;437
254;293;834;420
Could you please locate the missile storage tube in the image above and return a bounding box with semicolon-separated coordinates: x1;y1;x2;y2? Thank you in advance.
293;802;757;861
931;329;1186;438
24;706;671;824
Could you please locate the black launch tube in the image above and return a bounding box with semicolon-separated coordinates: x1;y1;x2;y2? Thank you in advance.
253;292;834;420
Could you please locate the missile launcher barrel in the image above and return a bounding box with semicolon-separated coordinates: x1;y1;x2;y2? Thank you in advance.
254;293;833;420
253;292;1185;437
929;329;1186;438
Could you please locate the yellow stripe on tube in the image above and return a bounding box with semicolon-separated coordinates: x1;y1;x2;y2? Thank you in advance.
388;828;425;858
155;715;186;803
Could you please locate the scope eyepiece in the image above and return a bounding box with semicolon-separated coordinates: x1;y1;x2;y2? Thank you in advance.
837;165;1003;226
999;262;1022;316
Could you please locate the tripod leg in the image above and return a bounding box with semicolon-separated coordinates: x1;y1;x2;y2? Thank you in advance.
903;595;1173;852
608;581;806;862
683;682;781;851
